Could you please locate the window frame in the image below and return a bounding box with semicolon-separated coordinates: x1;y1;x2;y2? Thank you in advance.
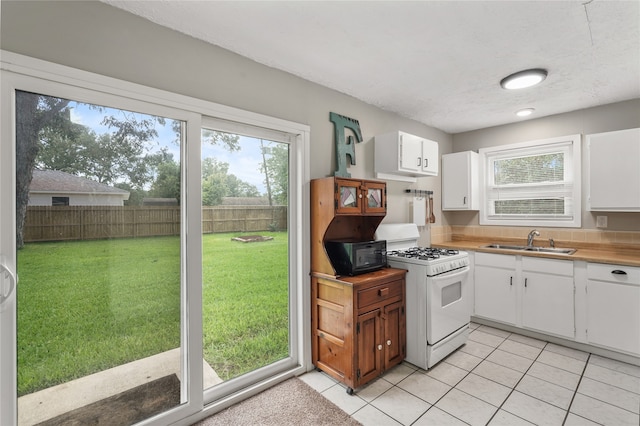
479;134;582;228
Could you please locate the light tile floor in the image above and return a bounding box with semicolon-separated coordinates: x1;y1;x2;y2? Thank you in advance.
300;323;640;425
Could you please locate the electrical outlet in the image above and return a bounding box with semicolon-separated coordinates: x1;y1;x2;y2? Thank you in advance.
596;216;608;228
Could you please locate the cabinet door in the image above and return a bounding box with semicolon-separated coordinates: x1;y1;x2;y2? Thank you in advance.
334;178;362;214
383;300;405;369
522;272;574;338
442;153;468;210
363;181;386;215
474;257;517;325
588;128;640;210
399;133;423;173
442;151;478;210
421;139;439;175
357;309;382;386
587;280;640;355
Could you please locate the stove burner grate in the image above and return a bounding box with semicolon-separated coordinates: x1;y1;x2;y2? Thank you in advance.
386;247;460;260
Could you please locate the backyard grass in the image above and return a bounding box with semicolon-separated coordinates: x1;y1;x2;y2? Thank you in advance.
16;232;289;396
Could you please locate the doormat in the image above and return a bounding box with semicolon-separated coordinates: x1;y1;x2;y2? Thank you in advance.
195;377;362;426
231;235;273;243
37;374;180;426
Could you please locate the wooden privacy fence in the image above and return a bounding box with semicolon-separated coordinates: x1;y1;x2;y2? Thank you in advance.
24;205;288;242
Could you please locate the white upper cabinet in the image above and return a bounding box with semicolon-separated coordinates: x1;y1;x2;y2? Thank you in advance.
442;151;479;210
375;131;438;181
587;128;640;211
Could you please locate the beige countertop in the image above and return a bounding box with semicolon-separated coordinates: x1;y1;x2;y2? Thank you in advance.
433;239;640;267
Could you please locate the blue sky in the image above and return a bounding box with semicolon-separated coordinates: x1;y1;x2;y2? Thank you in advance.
70;102;269;193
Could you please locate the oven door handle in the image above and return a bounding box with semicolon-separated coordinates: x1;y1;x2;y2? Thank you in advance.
434;266;469;280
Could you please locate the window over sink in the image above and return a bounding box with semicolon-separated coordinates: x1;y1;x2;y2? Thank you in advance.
479;134;581;227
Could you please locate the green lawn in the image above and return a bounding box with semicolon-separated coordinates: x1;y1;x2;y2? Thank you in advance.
16;232;289;396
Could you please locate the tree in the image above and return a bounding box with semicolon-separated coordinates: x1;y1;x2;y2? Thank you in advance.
16;92;247;247
260;141;289;206
201;157;259;205
16;92;71;249
149;156;181;202
202;129;241;152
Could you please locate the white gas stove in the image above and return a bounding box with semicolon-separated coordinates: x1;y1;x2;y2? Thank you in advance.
375;223;471;369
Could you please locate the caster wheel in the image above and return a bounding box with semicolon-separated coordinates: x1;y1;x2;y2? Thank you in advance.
346;387;354;395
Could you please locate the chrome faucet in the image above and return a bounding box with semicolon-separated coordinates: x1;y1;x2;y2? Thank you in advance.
527;229;540;247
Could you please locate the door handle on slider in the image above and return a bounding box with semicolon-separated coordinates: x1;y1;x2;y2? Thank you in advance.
377;344;383;351
386;340;392;346
0;256;17;310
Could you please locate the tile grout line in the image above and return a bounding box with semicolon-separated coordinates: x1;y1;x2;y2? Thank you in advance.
407;326;510;425
483;338;550;425
329;324;638;425
561;352;591;426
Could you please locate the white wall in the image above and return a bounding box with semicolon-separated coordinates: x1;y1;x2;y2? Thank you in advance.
450;99;640;231
0;0;451;238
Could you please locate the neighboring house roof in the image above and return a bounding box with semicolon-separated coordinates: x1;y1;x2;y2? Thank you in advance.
30;169;130;196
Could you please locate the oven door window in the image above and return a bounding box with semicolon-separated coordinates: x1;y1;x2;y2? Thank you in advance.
441;281;462;307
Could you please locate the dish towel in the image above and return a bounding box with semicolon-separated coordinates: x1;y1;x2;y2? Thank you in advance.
411;197;426;226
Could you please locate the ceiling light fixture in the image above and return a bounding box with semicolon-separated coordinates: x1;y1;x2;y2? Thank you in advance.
516;108;535;117
500;68;548;90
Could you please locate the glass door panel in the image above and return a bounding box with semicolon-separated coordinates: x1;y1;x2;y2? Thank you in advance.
14;90;185;425
335;179;362;214
201;128;290;391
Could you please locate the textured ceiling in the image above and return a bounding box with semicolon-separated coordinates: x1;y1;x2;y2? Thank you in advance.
101;1;640;134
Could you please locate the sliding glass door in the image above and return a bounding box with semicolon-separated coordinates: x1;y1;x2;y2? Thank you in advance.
1;74;201;425
1;53;308;426
200;119;295;399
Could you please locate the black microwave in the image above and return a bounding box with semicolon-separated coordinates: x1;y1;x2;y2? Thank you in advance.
324;239;387;276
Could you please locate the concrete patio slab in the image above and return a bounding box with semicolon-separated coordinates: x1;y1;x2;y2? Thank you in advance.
18;348;222;425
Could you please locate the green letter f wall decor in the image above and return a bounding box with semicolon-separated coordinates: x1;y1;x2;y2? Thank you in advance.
330;112;363;178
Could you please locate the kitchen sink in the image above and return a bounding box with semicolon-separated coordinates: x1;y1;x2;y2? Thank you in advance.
482;244;576;255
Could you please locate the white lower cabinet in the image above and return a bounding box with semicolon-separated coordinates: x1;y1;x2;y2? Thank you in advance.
586;263;640;356
474;253;517;325
522;257;574;339
474;253;575;339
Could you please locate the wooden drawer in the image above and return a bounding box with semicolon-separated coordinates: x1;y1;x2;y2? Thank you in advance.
357;280;403;310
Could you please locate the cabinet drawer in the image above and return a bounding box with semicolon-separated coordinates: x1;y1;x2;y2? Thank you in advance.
587;263;640;284
475;252;516;268
523;257;573;277
358;281;403;309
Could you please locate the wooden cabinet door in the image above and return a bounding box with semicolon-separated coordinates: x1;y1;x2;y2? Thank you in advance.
383;300;405;369
357;309;382;386
334;178;362;215
362;181;386;215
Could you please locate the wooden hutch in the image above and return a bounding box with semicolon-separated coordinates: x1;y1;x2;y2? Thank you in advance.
310;176;406;394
